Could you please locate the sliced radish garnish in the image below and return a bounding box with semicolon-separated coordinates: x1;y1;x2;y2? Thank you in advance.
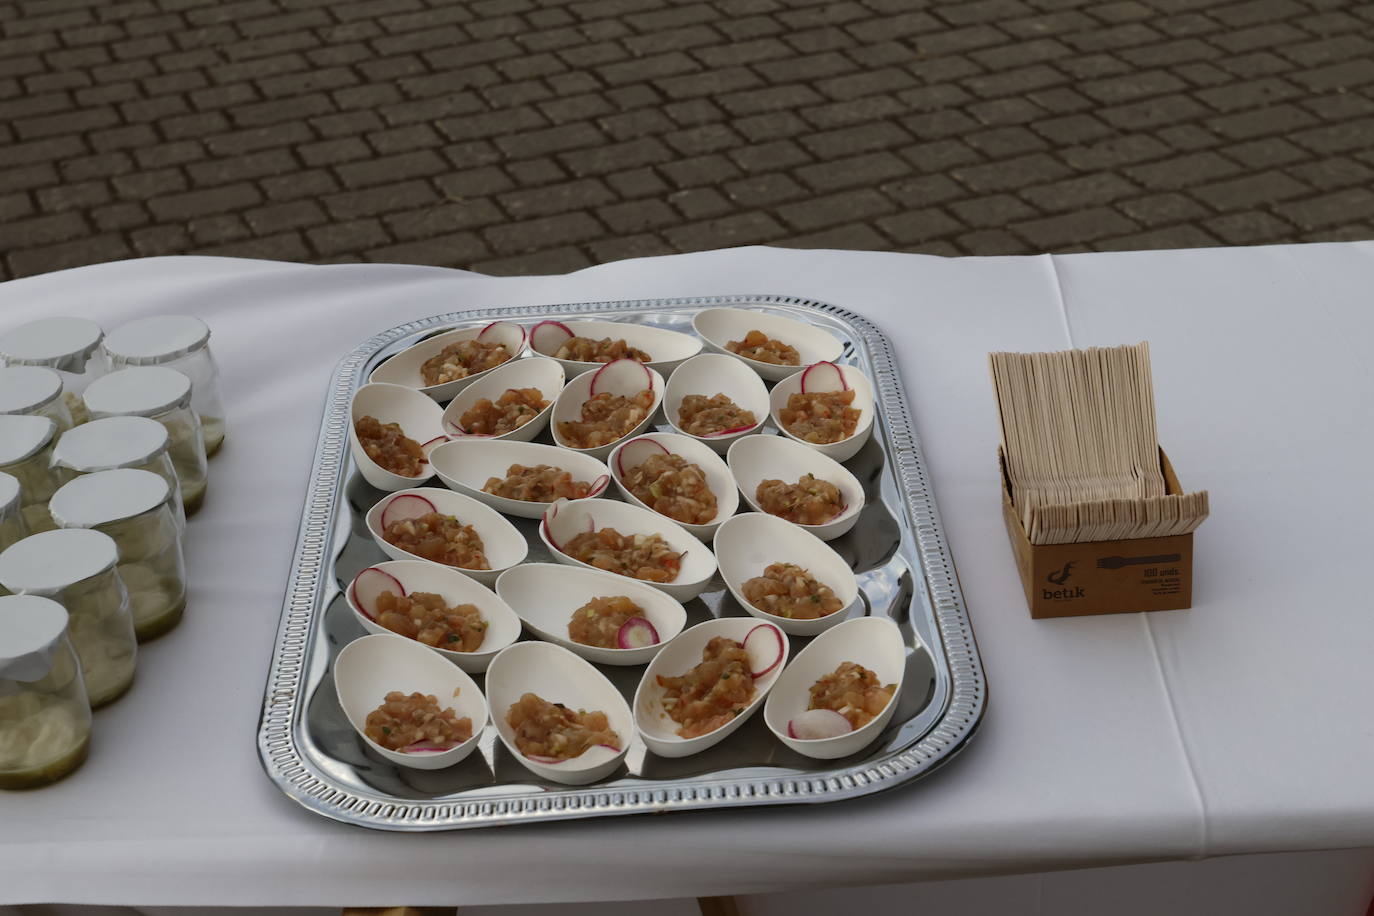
525;753;566;764
787;709;852;740
588;474;610;497
589;357;653;398
799;361;848;394
403;743;455;753
350;567;405;620
476;320;522;349
616;616;660;649
743;624;784;678
542;498;567;551
614;436;669;476
703;422;757;438
825;503;850;523
530;320;574;354
380;493;436;528
419;435;448;458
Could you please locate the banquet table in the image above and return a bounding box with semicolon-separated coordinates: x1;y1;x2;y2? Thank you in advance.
0;243;1372;910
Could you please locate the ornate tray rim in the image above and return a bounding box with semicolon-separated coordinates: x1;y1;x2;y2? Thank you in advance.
256;293;986;831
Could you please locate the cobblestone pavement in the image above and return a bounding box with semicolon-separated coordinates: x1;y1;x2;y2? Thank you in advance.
2;0;1373;280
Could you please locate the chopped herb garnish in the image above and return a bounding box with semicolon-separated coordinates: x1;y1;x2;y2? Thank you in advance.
381;727;391;735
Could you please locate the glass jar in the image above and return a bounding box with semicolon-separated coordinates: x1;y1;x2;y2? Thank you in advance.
83;367;208;516
0;595;93;789
102;315;225;457
0;366;74;435
0;317;105;426
0;415;60;535
0;529;137;708
51;415;186;534
0;471;25;556
49;469;186;642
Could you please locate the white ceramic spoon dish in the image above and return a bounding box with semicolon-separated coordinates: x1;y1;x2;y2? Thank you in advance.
486;641;634;785
727;433;864;540
762;616;906;760
549;359;665;462
529;318;700;378
713;511;860;636
368;321;528;401
364;487;528;587
692;307;844;381
768;361;876;462
428;438;610;520
662;353;769;454
345;560;522;673
607;432;738;541
494;563;687;666
334;632;489;770
439;356;564;443
348;382;448;491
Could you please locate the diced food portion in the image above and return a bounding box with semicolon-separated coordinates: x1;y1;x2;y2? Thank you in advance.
742;562;844;620
506;692;621;760
556;336;650;363
567;595;646;649
755;473;845;525
355;414;425;477
558;390;654;449
383;512;489;569
808;661;896;730
458;387;549;436
676;393;757;437
420;338;512;385
656;636;756;739
726;329;800;366
372;589;488;652
365;690;473;752
561;527;681;582
483;463;593;503
623;453;717;525
779;390;860;444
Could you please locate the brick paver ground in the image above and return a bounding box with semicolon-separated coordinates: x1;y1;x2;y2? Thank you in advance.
2;0;1373;280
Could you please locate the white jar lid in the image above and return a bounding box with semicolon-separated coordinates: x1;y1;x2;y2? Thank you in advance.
103;315;210;365
0;471;19;517
52;416;170;473
0;528;118;595
50;468;170;529
0;415;57;466
0;317;103;372
84;366;191;418
0;366;64;414
0;594;70;682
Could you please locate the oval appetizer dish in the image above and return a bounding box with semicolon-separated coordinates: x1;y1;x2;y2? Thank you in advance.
693;306;845;381
440;356;564;443
539;496;717;602
486;641;634;786
428;438;610;520
529;318;700;378
662;353;769;454
607;432;738;541
550;359;666;461
348;382;448;492
763;616;907;760
334;632;489;770
364;487;528;587
494;563;687;666
633;617;788;758
369;321;529;402
345;560;522;673
727;433;864;541
768;361;876;462
713;511;860;637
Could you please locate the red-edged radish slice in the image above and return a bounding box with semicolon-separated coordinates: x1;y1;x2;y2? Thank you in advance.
597;743;621;752
589;357;653;398
743;623;784;678
531;320;574;354
588;474;610;497
614;436;670;476
476;320;523;347
829;503;849;523
403;743;456;753
380;493;436;528
350;567;405;620
541;498;567;551
786;709;852;740
525;753;566;764
703;422;758;438
419;435;448;458
799;361;848;394
616;617;660;649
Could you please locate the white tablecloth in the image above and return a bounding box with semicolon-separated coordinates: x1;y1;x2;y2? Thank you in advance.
0;245;1371;907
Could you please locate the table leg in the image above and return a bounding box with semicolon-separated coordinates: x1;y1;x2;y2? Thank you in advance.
697;896;741;916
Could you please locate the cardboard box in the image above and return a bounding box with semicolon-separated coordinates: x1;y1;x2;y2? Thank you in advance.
1000;448;1194;619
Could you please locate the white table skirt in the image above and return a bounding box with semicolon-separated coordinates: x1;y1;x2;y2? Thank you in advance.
0;245;1371;907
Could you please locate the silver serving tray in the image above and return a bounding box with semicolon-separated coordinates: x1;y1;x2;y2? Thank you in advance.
257;295;985;831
